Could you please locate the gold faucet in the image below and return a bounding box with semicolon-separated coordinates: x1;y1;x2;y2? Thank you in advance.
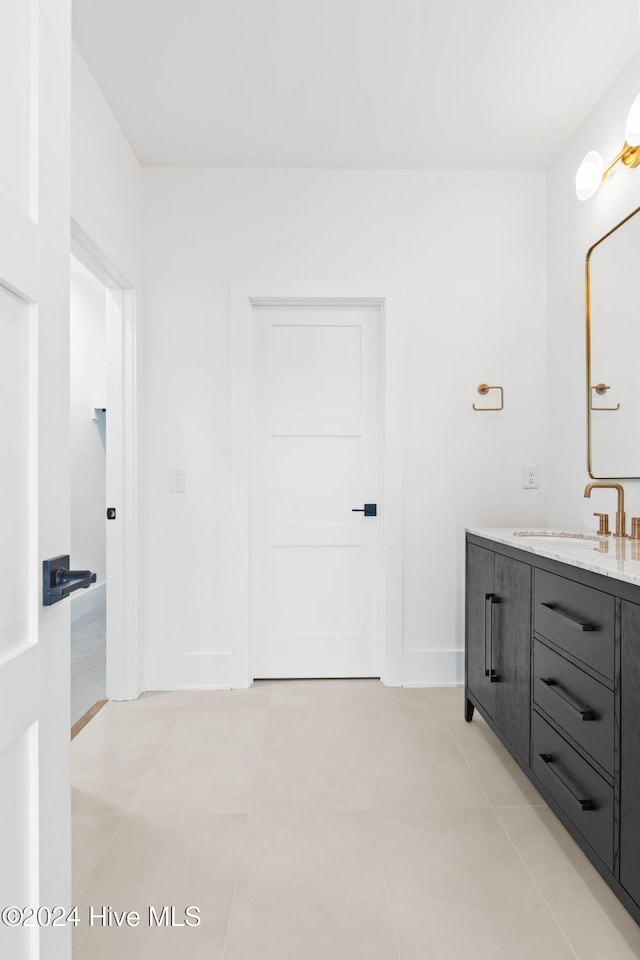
584;482;628;538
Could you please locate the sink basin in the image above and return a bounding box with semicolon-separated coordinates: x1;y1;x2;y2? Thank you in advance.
521;537;596;546
511;531;599;546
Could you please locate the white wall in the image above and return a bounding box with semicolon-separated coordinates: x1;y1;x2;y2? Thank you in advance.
70;37;640;691
71;43;142;284
142;168;548;687
70;255;106;617
547;54;640;530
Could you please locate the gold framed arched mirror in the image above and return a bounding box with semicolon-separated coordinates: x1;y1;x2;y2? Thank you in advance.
586;204;640;479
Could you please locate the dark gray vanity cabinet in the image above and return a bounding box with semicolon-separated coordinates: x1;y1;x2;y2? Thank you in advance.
465;542;531;764
465;532;640;928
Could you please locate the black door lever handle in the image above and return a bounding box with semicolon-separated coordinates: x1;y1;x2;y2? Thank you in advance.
51;569;97;595
43;555;97;606
352;504;377;517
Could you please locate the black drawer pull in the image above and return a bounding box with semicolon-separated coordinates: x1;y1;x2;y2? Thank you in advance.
539;753;594;811
539;602;596;632
484;594;501;682
540;677;596;721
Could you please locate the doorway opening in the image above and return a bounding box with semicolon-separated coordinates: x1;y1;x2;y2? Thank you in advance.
70;220;141;714
70;255;108;727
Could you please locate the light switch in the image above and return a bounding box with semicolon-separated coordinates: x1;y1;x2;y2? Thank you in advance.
169;468;186;493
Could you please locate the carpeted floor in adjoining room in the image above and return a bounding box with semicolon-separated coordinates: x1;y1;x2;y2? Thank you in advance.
71;593;106;727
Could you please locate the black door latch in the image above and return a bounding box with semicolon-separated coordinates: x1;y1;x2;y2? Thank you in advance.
107;507;116;520
352;503;377;517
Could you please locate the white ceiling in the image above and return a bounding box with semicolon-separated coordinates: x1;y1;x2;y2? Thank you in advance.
72;0;639;169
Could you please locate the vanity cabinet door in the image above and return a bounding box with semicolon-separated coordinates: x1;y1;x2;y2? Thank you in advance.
466;542;497;719
466;541;532;764
494;554;532;764
620;600;640;906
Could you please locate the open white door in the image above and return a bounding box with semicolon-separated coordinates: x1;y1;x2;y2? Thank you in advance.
0;2;72;959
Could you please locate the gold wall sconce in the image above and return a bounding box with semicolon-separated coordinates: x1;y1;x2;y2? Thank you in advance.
590;383;620;411
576;92;640;200
472;383;504;411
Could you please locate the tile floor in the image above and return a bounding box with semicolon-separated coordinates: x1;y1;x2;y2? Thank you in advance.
71;681;640;959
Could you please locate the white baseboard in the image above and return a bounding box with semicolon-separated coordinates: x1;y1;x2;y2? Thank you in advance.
143;649;463;691
71;581;106;623
401;649;464;687
144;652;232;690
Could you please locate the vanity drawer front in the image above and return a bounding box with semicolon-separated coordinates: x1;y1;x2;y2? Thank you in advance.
532;712;614;871
533;641;614;775
534;570;615;681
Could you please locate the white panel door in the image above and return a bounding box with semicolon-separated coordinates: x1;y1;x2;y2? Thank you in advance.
252;303;382;678
0;3;71;959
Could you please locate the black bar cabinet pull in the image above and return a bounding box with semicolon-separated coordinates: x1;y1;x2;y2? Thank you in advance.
539;602;595;632
484;593;500;682
540;677;595;721
539;753;594;811
484;594;492;677
43;555;97;606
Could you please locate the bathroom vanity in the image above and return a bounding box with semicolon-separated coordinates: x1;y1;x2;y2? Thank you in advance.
465;528;640;925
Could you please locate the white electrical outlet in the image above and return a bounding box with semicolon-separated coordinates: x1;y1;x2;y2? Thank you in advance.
523;465;539;489
169;468;186;493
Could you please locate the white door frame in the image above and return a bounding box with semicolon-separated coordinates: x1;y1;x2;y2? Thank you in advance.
71;219;141;701
230;284;404;688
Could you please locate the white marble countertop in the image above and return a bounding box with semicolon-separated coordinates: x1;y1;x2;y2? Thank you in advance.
466;527;640;587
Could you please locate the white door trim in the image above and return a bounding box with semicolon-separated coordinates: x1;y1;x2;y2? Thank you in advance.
71;219;141;700
230;284;404;688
